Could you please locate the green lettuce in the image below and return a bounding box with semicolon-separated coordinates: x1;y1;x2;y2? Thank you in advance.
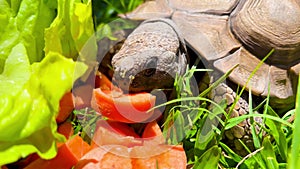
0;0;56;73
44;0;97;60
0;0;96;166
0;43;87;165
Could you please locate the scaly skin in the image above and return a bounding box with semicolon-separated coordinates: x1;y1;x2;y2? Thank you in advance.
111;18;187;92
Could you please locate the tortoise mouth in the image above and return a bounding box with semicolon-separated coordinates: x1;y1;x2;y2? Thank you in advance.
230;0;300;69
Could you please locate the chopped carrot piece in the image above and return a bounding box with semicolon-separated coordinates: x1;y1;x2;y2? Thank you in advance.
142;120;162;138
56;92;74;123
25;135;90;169
76;145;186;169
57;121;74;139
75;146;132;169
95;72;121;92
131;145;187;169
91;120;142;148
92;88;155;123
142;120;165;145
73;84;94;109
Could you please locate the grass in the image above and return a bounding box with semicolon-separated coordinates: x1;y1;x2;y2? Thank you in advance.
163;49;299;168
91;1;300;168
92;0;143;24
92;0;143;41
161;65;297;168
288;73;300;169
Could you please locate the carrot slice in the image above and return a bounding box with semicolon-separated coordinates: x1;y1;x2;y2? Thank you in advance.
75;145;132;169
142;120;165;145
73;84;94;109
2;153;39;169
92;71;156;123
57;121;74;139
56;91;74;123
25;135;90;169
76;145;186;169
91;120;142;148
131;145;187;169
67;136;91;160
57;121;74;147
92;88;156;123
95;72;114;90
97;120;140;137
142;120;162;138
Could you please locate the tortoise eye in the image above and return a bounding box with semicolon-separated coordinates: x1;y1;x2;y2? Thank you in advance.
143;57;157;77
144;68;156;77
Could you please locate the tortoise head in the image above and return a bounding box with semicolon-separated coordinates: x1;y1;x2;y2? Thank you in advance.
112;49;187;92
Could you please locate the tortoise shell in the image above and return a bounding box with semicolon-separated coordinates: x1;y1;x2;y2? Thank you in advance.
124;0;300;108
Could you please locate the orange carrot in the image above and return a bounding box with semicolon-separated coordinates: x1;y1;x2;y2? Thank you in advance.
131;145;187;169
25;135;90;169
92;88;156;123
56;92;74;123
75;146;132;169
142;120;165;145
75;144;187;169
142;120;162;138
91;120;142;148
73;84;94;109
57;121;74;139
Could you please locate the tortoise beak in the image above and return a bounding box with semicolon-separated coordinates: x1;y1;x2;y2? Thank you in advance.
112;73;130;92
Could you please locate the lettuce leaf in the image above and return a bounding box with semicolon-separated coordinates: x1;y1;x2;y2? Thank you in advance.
0;43;87;165
44;0;97;60
0;0;96;165
0;0;56;73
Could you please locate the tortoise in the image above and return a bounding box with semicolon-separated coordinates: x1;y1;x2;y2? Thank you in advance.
100;0;300;155
121;0;300;108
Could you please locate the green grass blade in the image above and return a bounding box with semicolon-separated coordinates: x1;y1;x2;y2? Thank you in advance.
219;142;242;162
288;74;300;169
265;106;287;161
194;129;215;158
237;139;267;169
261;136;279;169
281;109;295;121
248;86;261;148
120;0;126;9
237;147;266;169
193;146;221;169
225;114;294;130
199;64;238;98
102;0;120;13
150;96;227;116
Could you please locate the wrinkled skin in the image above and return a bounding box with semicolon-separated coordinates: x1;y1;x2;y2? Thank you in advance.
111;19;187;92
